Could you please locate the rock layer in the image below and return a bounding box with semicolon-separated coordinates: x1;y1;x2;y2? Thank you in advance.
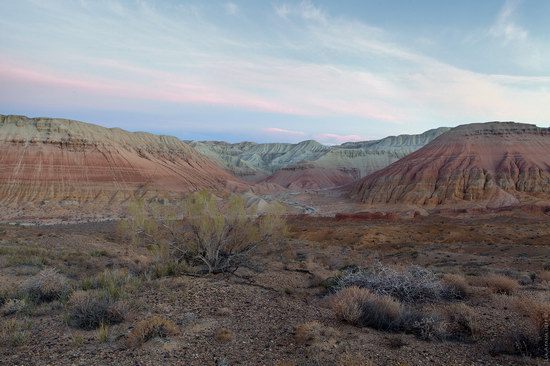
192;128;449;188
0;115;243;207
352;122;550;207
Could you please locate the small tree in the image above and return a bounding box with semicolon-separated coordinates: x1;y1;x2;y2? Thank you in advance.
120;191;287;274
181;191;286;273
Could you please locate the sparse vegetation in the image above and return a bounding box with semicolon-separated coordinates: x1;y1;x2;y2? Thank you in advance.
20;268;70;304
0;318;31;347
483;275;519;295
119;191;287;274
127;316;179;347
66;290;127;330
332;262;446;303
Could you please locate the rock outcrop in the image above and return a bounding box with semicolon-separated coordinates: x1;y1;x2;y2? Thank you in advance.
352;122;550;208
0;115;244;209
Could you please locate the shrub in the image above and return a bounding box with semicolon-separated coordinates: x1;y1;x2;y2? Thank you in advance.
121;192;287;274
0;318;31;347
483;275;519;295
331;286;372;325
538;270;550;283
410;314;446;341
333;262;445;303
443;303;477;341
127;316;179;347
67;291;127;330
386;335;408;349
359;295;402;331
1;299;28;316
20;268;70;303
441;274;470;300
97;322;109;343
294;321;324;344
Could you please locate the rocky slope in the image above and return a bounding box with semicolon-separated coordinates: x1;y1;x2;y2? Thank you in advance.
192;128;449;189
352;122;550;208
0;115;244;212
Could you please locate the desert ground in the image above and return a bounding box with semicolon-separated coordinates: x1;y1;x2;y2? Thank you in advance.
1;207;549;365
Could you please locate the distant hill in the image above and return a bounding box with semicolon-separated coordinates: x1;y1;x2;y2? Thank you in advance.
352;122;550;208
0;115;244;214
191;127;449;189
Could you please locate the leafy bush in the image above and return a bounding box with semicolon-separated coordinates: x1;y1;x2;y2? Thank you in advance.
121;191;287;274
332;262;445;303
20;268;70;303
127;316;179;347
67;290;127;330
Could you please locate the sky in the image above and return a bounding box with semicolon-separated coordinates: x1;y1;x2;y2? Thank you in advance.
1;0;549;144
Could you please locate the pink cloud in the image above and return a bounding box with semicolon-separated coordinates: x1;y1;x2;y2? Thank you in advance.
314;133;366;144
263;127;305;136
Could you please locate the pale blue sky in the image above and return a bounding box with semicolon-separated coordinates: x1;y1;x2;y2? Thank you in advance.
1;0;549;143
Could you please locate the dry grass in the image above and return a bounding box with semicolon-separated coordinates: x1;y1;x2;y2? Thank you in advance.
483;275;519;295
214;327;234;343
1;298;28;316
0;318;31;347
441;274;470;299
331;286;372;325
128;316;179;347
97;322;109;343
538;270;550;283
359;294;402;331
67;290;127;330
21;268;70;303
443;303;478;341
294;321;324;344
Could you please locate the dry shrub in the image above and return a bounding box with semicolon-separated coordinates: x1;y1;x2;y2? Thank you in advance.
294;321;324;344
411;314;446;341
1;299;27;316
0;318;31;347
493;297;550;358
21;268;70;303
67;290;127;330
386;335;408;349
483;275;519;295
441;274;470;300
359;294;402;331
333;262;445;303
331;286;372;325
443;303;477;341
128;316;179;347
214;327;234;343
538;270;550;283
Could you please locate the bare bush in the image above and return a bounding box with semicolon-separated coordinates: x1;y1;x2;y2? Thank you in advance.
333;262;445;303
67;290;127;330
127;316;179;347
20;268;70;303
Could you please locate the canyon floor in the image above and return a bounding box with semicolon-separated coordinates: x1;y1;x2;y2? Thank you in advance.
1;210;549;365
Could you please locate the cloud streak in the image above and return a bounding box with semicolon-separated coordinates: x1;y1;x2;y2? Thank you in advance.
0;0;549;141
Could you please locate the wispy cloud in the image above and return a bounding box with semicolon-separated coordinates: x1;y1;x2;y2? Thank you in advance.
314;133;366;144
263;127;305;136
224;2;238;15
489;0;527;43
0;0;549;142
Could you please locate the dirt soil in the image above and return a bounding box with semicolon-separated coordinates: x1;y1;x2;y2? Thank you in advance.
1;213;549;365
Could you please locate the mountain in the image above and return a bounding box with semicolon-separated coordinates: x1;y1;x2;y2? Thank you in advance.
0;115;244;212
352;122;550;208
192;128;449;189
